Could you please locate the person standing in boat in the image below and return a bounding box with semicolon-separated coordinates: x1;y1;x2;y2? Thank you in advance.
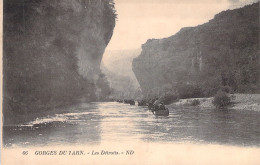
159;102;166;110
153;99;160;111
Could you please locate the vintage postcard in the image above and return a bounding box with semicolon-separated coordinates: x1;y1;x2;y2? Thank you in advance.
1;0;260;164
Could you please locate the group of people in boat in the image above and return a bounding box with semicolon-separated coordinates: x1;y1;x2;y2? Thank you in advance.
144;98;166;111
115;99;135;105
115;98;169;116
146;99;169;115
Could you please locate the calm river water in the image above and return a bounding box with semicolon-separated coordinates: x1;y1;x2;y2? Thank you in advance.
3;102;260;147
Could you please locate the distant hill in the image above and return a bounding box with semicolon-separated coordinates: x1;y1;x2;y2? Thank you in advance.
133;2;259;99
101;49;142;98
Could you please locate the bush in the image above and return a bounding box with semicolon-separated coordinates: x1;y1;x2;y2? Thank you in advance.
191;99;200;106
212;90;231;108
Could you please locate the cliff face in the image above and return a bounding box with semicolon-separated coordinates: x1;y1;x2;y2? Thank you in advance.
133;3;259;98
3;0;116;124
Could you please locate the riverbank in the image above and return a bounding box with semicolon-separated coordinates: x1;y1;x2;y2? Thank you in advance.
168;94;260;111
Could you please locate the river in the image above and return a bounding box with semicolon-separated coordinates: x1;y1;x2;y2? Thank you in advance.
3;102;260;147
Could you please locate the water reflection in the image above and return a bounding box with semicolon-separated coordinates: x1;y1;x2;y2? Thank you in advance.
136;106;260;146
3;103;103;147
3;102;260;147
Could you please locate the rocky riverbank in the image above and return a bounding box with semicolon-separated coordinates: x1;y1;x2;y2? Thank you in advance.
168;94;260;111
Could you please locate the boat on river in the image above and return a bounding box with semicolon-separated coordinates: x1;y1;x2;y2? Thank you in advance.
152;108;169;116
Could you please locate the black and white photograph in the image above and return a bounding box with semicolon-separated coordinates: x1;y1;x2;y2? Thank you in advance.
1;0;260;164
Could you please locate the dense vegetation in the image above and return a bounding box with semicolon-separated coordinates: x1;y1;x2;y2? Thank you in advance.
3;0;116;124
133;3;259;104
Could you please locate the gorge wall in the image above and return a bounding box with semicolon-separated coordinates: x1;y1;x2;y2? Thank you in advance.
133;2;259;99
3;0;116;124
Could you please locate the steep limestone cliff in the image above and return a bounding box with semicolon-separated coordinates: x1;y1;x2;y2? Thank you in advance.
133;3;259;98
3;0;116;124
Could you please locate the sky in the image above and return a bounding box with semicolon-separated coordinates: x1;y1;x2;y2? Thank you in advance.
105;0;258;51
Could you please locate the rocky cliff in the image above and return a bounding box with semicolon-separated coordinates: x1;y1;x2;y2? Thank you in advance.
133;2;259;99
3;0;116;124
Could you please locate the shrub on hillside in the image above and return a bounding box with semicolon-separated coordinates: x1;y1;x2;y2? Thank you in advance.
212;90;231;108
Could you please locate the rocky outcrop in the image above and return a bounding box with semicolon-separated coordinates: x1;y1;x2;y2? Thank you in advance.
133;3;259;98
3;0;116;124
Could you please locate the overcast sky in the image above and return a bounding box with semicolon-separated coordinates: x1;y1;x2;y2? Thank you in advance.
105;0;258;51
